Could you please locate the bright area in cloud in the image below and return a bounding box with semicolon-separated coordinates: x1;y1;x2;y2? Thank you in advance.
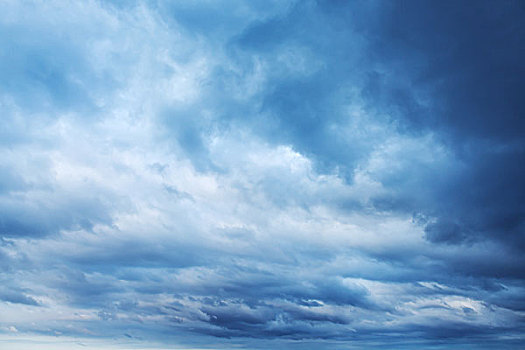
1;0;524;349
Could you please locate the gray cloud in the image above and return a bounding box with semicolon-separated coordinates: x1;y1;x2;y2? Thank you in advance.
0;0;523;349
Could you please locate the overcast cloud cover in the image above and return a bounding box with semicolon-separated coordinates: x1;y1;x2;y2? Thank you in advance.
0;0;524;349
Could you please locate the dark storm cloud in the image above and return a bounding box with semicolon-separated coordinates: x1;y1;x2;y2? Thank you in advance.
354;0;525;250
368;0;525;141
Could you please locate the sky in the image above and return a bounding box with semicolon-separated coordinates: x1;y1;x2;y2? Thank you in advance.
0;0;524;349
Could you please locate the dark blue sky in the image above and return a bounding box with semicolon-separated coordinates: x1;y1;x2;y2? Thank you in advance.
0;0;524;349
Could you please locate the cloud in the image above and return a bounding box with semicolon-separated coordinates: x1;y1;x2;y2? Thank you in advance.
0;288;39;306
0;0;523;349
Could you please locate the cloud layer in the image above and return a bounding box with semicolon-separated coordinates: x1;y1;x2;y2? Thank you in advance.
0;0;524;349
